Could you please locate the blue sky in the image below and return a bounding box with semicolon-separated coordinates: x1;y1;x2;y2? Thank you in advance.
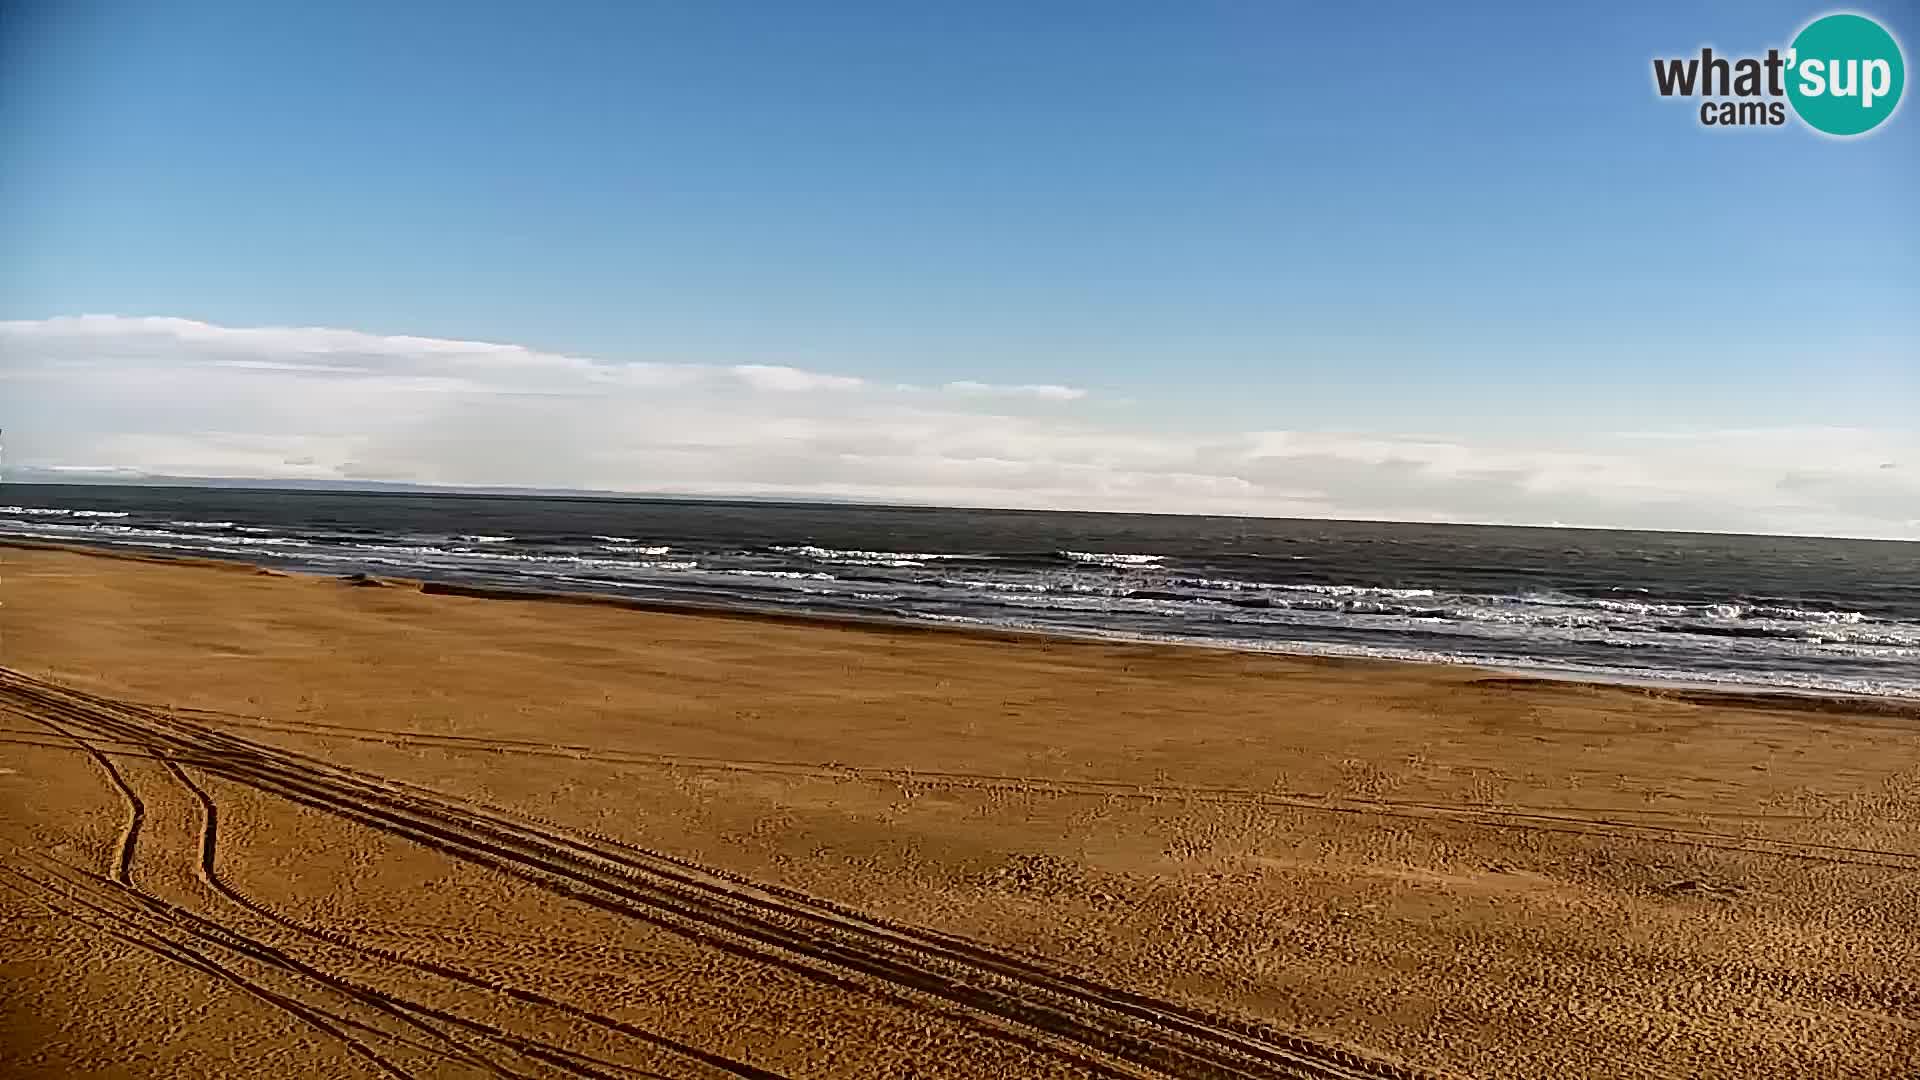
2;2;1915;534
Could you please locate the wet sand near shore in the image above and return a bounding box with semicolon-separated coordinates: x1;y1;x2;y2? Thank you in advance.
2;543;1916;1078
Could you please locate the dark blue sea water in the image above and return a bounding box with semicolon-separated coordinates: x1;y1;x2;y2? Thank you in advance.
5;484;1917;698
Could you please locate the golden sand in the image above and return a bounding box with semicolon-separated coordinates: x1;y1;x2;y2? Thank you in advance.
2;543;1916;1077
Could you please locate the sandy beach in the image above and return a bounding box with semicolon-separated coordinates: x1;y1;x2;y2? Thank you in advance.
1;541;1916;1078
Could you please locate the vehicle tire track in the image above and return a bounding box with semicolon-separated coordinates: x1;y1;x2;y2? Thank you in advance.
19;690;1148;1080
2;666;1432;1080
158;756;780;1080
25;712;145;885
2;854;425;1080
151;756;557;1080
14;707;688;1080
0;860;457;1065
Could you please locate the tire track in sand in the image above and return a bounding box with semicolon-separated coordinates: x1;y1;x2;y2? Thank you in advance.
157;755;785;1080
0;667;1431;1080
8;693;767;1080
4;716;433;1080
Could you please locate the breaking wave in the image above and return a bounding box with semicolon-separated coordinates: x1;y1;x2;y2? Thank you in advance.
773;544;973;568
1060;551;1163;568
2;505;130;519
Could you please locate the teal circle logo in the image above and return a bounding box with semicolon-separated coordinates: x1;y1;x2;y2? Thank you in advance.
1787;13;1905;136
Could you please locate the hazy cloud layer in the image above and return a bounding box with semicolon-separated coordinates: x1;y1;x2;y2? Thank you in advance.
3;315;1914;539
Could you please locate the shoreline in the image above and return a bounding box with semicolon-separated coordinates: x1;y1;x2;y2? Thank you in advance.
7;535;1915;718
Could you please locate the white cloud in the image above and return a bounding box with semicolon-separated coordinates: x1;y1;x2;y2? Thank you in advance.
1;314;1914;539
942;380;1087;401
729;364;865;393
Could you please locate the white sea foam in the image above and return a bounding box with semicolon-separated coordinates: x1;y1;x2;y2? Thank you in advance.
212;536;310;547
928;573;1920;655
1060;551;1163;568
1;521;169;539
456;534;514;544
344;542;696;572
1278;583;1436;600
0;506;130;518
592;537;673;555
773;544;970;567
906;615;1920;700
1718;603;1867;624
1577;597;1693;617
937;577;1051;593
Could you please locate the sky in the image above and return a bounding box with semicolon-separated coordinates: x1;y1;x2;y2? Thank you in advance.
2;1;1915;537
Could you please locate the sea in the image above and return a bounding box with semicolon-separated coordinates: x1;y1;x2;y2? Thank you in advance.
4;484;1916;699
